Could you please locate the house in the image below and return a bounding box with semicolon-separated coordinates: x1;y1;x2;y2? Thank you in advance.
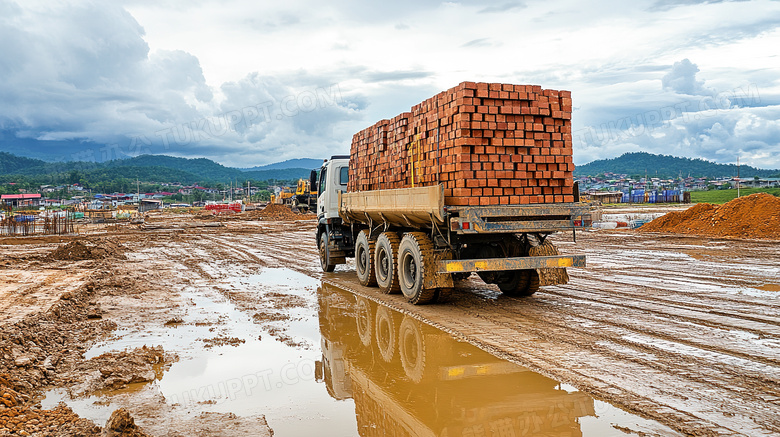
139;199;162;213
1;193;42;208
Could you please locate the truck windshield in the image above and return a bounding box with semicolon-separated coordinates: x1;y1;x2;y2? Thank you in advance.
339;167;349;185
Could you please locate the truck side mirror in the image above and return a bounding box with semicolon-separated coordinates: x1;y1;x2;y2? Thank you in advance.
310;170;318;193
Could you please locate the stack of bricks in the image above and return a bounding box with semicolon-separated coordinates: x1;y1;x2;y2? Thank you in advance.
347;82;575;206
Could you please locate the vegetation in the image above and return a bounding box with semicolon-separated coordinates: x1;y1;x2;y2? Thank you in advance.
691;188;780;204
576;152;780;179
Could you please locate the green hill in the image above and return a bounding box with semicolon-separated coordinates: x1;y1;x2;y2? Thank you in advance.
104;155;244;181
0;152;315;195
0;152;47;174
576;152;780;178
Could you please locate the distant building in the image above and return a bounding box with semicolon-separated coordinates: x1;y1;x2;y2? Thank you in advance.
139;199;162;213
1;193;42;208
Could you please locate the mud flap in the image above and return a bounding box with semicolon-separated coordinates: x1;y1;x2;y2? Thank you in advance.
528;240;569;286
425;250;454;289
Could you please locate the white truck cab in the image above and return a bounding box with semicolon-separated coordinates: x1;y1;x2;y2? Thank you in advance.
316;155;350;220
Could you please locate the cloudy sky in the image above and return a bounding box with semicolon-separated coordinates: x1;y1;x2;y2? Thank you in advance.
1;0;778;168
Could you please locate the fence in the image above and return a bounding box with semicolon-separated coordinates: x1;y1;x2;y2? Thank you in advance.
619;189;689;204
0;211;76;236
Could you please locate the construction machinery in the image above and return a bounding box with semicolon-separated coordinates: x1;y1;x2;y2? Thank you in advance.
314;83;589;305
315;155;588;304
293;178;318;212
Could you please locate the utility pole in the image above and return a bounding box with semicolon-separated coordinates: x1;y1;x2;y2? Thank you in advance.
737;157;741;198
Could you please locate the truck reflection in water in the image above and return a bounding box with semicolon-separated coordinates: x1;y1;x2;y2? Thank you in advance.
316;283;596;437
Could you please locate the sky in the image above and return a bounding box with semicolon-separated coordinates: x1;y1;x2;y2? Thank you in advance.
0;0;779;168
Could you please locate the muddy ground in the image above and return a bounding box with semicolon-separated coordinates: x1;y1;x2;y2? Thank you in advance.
0;210;778;436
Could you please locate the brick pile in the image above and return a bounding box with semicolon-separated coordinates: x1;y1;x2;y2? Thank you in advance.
348;81;575;206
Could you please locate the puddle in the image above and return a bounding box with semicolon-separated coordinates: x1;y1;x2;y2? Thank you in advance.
755;283;780;292
317;283;677;436
43;267;678;436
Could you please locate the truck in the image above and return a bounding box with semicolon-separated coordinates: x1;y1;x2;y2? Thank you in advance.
314;82;589;305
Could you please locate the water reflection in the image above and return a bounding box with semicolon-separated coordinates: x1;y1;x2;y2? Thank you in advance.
316;283;596;437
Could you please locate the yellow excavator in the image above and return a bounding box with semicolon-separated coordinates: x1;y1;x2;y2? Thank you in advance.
293;178;317;212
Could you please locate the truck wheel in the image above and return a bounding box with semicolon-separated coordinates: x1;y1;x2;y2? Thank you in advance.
375;306;396;362
434;287;453;303
319;232;336;273
355;230;377;286
375;232;401;294
398;232;437;305
497;269;540;297
399;316;425;383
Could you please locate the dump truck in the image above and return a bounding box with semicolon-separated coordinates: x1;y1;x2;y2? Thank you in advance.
315;82;589;304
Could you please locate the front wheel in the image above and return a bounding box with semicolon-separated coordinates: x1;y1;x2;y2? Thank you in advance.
319;232;336;273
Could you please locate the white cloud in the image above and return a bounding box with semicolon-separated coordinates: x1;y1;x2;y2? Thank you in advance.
0;0;778;169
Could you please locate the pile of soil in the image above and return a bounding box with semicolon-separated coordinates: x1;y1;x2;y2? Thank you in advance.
240;204;314;221
639;193;780;240
49;239;127;261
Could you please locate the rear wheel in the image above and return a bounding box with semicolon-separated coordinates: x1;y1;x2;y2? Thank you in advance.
355;230;377;286
496;269;540;296
319;232;336;273
398;232;436;305
375;232;401;294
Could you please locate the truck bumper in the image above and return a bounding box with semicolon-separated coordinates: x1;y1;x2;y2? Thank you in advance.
439;255;586;273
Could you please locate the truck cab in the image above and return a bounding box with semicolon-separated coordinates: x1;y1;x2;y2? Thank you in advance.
316;155;350;220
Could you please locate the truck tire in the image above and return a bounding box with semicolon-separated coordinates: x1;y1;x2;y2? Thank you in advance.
319;232;336;273
398;232;437;305
355;230;377;286
497;269;540;296
434;287;453;303
375;232;401;294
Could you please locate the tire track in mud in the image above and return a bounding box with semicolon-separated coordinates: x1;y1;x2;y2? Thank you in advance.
572;270;780;313
548;283;780;337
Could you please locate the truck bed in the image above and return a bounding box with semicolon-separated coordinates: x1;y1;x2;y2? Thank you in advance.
340;185;588;233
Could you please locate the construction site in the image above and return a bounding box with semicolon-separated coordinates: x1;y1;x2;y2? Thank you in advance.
1;82;779;437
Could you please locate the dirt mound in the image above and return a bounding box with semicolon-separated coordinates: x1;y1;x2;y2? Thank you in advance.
238;203;315;221
49;239;126;261
0;404;101;436
639;193;780;240
103;408;153;437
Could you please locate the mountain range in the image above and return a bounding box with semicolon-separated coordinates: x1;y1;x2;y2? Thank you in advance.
241;158;324;172
0;152;316;184
3;151;779;188
575;152;780;179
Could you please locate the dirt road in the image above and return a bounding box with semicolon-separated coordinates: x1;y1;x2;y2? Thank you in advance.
213;219;780;436
1;212;778;436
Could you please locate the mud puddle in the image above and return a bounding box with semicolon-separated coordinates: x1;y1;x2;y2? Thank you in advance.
317;283;679;436
42;266;677;436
